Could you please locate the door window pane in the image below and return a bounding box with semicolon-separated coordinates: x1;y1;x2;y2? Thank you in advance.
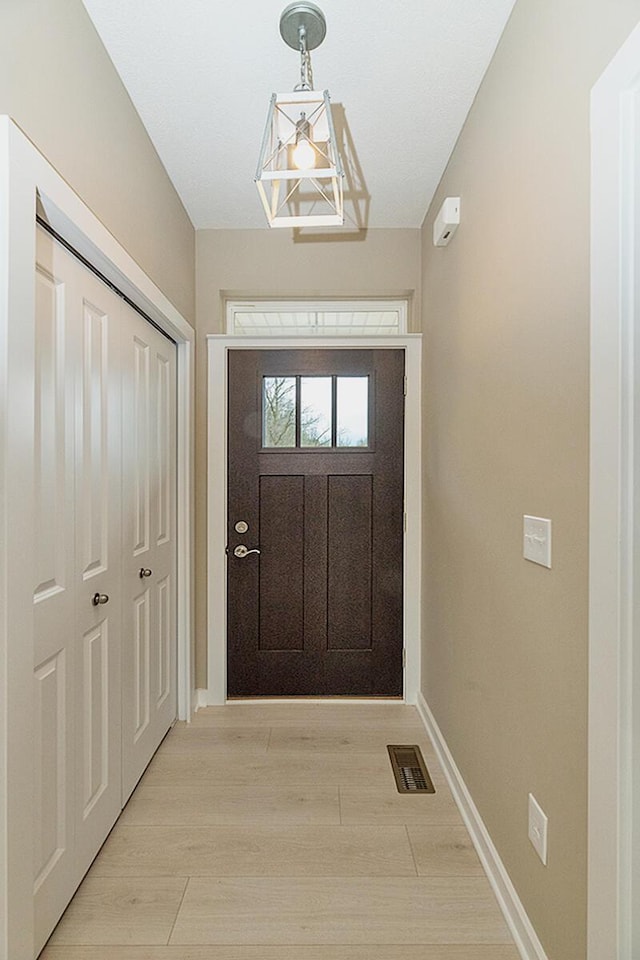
263;374;369;449
337;377;368;447
263;377;296;447
301;377;332;447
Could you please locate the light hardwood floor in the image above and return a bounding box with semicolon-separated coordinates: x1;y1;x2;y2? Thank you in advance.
40;703;520;960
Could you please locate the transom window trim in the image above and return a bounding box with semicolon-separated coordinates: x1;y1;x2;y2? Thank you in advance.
226;299;408;337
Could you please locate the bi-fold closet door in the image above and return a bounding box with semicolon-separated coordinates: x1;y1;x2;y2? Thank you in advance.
121;298;178;803
32;226;177;952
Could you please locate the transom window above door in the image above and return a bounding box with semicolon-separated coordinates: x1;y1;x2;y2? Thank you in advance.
227;299;408;337
263;375;369;449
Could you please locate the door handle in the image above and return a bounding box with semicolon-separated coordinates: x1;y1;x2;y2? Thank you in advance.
92;592;109;606
233;545;261;558
139;567;153;578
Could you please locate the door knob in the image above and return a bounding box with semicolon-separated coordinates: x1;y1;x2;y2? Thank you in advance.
233;545;261;558
92;592;109;606
139;567;153;578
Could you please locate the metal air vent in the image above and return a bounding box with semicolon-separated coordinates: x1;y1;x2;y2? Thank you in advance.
387;744;435;794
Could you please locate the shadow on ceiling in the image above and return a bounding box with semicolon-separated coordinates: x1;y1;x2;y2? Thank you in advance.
292;103;370;244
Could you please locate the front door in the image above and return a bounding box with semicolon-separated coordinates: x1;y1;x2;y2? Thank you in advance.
227;349;405;697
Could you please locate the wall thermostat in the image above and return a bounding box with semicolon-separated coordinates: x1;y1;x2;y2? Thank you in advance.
433;197;461;247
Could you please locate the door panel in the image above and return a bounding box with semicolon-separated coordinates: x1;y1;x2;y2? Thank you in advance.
121;314;177;802
80;621;109;817
73;271;122;874
78;300;109;581
34;263;69;607
259;475;304;651
33;237;77;945
133;590;151;737
156;575;172;706
156;353;172;546
132;336;151;556
227;349;404;697
33;650;70;893
327;474;373;650
33;230;123;951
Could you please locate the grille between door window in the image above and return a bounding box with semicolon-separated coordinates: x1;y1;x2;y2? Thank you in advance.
263;375;369;449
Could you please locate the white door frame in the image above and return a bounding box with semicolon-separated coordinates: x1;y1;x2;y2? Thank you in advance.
206;334;422;705
0;116;194;960
589;22;640;960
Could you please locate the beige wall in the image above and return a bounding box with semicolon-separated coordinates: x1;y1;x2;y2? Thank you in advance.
420;2;640;958
0;0;195;322
195;227;421;685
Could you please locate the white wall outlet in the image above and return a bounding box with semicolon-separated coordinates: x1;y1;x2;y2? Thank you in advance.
528;793;548;865
523;515;552;568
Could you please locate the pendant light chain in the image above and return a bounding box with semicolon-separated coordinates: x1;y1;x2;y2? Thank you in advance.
294;26;314;91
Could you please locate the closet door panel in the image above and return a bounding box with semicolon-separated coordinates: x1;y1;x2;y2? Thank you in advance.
33;229;124;955
33;231;78;950
73;274;123;867
122;314;177;801
153;348;176;715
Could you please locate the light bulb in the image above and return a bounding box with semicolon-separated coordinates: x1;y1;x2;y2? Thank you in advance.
292;138;316;169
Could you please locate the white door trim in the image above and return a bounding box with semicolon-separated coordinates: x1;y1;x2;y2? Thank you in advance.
0;116;194;960
206;334;422;706
589;22;640;960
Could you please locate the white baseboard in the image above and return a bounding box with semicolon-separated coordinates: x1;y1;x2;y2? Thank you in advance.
416;691;549;960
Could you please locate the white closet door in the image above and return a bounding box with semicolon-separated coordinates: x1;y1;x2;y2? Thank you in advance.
72;266;123;871
33;230;123;951
33;227;177;949
33;228;78;947
121;310;177;801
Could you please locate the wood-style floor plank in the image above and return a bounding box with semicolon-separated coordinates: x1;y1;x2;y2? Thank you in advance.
140;748;405;786
120;782;340;826
267;723;438;756
340;783;464;825
46;877;188;945
407;824;486;875
90;824;418;877
40;945;522;960
159;725;270;753
169;876;513;945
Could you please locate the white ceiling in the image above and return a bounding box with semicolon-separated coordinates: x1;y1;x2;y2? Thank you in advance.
81;0;516;230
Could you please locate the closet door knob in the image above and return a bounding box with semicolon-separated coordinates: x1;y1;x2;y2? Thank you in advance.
139;567;153;579
92;593;109;606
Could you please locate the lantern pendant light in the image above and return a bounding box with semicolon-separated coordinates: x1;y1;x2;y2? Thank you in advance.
255;2;344;228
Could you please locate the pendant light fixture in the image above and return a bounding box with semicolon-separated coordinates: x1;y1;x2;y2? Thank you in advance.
255;2;344;228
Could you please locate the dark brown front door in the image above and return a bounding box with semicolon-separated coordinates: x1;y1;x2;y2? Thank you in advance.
227;349;404;697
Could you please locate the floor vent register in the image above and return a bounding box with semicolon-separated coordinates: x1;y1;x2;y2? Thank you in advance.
387;744;436;794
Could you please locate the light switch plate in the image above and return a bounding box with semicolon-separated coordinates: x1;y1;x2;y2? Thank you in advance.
528;793;548;865
523;516;552;568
